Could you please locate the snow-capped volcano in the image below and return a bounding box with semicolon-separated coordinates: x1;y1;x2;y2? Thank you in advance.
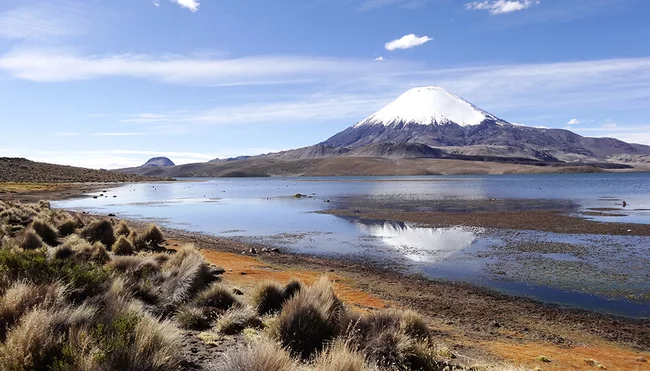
355;86;507;128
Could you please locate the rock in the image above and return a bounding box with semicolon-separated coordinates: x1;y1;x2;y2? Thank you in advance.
270;248;280;253
92;196;98;199
108;213;116;217
209;266;226;275
249;247;257;254
240;272;247;275
232;288;244;295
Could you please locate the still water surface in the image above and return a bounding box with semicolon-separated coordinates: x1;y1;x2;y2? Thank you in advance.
54;173;650;317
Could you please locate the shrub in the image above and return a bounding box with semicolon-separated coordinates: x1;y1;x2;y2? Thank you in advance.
57;218;78;237
81;219;116;248
314;340;370;371
32;219;59;246
175;305;211;331
115;220;131;237
215;307;263;335
112;236;134;256
210;340;296;371
271;278;342;360
194;284;241;313
252;281;286;315
17;229;44;249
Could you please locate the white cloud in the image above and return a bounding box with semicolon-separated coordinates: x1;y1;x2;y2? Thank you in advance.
385;34;432;51
465;0;540;15
153;0;160;7
170;0;200;12
374;56;384;61
0;48;405;85
567;118;581;125
0;5;85;40
602;122;617;128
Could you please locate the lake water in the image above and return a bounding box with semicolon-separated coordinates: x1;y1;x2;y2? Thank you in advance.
53;173;650;317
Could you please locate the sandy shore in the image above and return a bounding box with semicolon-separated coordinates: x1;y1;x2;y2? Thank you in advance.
6;183;649;370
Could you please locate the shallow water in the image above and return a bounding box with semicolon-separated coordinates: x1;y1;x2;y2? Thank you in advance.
53;173;650;317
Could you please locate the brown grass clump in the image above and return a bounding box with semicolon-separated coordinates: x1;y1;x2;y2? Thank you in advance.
210;340;296;371
271;277;342;360
215;307;263;335
81;219;116;248
31;219;59;246
17;229;44;249
342;309;435;370
0;282;66;341
283;279;303;300
194;284;242;313
160;246;217;308
314;340;372;371
142;224;164;245
252;281;286;315
175;305;211;331
112;235;134;256
57;218;78;237
115;220;131;237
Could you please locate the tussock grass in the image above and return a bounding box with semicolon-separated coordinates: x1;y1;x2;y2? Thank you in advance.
215;307;263;335
115;220;131;237
314;340;372;371
112;235;134;256
31;219;59;246
195;283;242;313
271;277;342;360
176;305;211;330
252;281;286;315
16;229;45;249
283;279;303;300
161;246;217;308
210;340;296;371
57;218;78;237
81;219;116;248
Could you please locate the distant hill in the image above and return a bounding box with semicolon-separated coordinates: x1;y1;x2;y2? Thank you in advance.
141;157;175;167
0;158;172;183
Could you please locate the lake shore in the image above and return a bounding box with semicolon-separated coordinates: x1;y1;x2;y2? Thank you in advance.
24;183;649;370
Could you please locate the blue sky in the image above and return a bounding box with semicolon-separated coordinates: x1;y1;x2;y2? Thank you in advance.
1;0;650;168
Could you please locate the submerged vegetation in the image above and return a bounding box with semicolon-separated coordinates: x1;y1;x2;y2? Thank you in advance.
0;200;521;370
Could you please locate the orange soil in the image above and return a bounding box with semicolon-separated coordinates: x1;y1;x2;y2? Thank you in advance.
199;249;388;311
483;340;650;370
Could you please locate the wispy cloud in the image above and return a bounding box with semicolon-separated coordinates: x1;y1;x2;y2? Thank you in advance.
465;0;540;15
374;56;384;61
0;4;86;40
170;0;200;12
567;118;581;125
54;132;146;137
602;121;617;128
359;0;427;11
385;34;432;51
0;48;407;85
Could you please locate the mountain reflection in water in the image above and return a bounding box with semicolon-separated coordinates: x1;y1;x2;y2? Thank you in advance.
354;220;478;262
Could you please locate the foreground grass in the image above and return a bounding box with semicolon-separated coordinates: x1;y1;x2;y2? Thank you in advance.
0;200;523;370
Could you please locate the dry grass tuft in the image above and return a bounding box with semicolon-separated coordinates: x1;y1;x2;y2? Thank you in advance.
215;307;263;335
209;340;296;371
141;224;164;245
57;218;78;237
194;284;242;313
160;246;217;309
81;219;116;248
112;235;134;256
17;229;44;249
176;305;211;331
314;340;373;371
31;219;59;246
115;220;131;237
283;279;303;300
271;277;341;360
252;281;286;315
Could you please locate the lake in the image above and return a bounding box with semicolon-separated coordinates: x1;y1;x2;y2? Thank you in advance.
53;173;650;317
